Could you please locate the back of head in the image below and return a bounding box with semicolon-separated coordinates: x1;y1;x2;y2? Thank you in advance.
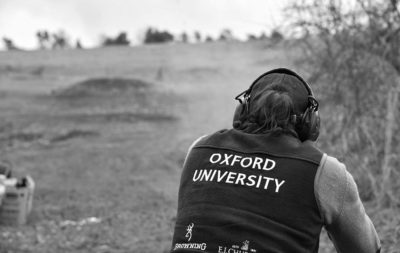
233;68;320;141
234;87;296;135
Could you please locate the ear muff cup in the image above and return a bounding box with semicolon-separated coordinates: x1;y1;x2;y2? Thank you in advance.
309;111;320;141
233;103;246;129
296;108;320;141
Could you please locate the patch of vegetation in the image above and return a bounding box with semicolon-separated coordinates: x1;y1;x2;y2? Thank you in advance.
50;130;100;143
290;0;400;251
101;32;130;47
0;132;43;148
53;78;151;99
60;112;178;124
144;27;174;44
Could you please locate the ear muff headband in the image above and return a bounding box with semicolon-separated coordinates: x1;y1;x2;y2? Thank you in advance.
235;68;315;102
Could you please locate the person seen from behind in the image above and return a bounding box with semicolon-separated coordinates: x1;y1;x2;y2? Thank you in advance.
171;68;381;253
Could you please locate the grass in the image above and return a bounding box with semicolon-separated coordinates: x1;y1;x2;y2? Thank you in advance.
0;41;398;252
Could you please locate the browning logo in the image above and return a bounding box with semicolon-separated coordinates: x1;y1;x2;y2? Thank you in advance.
173;223;207;251
241;240;249;250
186;223;194;241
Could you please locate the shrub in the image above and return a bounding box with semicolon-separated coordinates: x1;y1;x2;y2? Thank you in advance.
102;32;130;46
143;28;174;44
289;0;400;207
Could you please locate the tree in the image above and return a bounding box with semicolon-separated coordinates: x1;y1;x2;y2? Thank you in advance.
143;27;174;44
114;32;130;45
180;32;189;43
194;31;202;42
290;0;400;206
205;35;214;42
102;32;130;46
2;37;18;50
247;34;258;41
76;39;83;49
218;29;234;41
52;30;70;49
270;29;284;43
259;32;268;40
36;30;50;49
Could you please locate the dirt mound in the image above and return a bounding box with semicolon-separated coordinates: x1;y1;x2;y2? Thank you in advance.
60;112;177;123
53;78;151;98
48;77;181;125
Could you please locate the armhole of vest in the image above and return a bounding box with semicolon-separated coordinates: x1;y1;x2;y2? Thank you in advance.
190;135;207;150
183;135;208;165
314;153;328;225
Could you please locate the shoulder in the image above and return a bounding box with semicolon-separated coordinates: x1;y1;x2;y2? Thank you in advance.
192;129;230;147
317;155;347;184
189;135;208;150
182;135;208;166
314;154;350;225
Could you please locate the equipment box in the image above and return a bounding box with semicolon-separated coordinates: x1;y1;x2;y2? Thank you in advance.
0;176;34;226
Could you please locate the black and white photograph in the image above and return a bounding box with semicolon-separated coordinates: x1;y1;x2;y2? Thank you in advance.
0;0;398;252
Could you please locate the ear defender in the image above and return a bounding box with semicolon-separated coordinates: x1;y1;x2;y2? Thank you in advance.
234;68;320;141
296;107;320;142
233;91;250;129
233;103;245;129
295;96;320;141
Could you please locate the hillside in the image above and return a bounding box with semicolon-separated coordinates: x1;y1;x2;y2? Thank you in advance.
0;41;391;252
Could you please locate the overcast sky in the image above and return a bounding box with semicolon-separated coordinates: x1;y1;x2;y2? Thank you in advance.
0;0;290;50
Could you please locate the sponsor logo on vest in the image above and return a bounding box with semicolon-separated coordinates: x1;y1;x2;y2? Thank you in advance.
185;223;194;241
218;240;257;253
241;240;249;250
174;242;207;251
173;222;207;251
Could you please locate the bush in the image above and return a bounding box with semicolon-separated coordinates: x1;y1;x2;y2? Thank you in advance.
270;29;284;43
143;28;174;44
2;37;19;50
102;32;130;46
289;0;400;207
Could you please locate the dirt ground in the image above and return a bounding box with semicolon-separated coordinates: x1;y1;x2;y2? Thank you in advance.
0;41;380;252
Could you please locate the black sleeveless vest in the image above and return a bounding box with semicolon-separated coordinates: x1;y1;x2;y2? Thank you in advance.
171;129;324;253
